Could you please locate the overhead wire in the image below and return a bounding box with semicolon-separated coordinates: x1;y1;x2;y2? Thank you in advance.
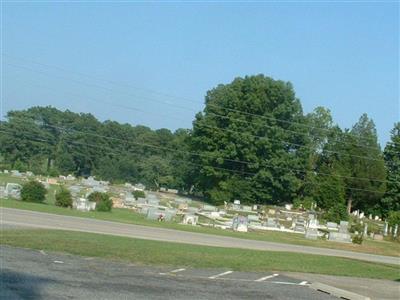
4;53;397;148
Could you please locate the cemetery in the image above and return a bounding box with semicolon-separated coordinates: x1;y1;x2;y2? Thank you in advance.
1;169;399;250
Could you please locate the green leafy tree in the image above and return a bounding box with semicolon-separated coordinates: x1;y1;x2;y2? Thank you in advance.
55;187;73;208
313;166;346;211
190;75;308;205
88;191;112;212
21;180;47;203
381;123;400;216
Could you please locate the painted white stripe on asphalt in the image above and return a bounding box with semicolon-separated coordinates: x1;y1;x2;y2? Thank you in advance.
299;281;308;285
271;281;302;285
255;273;279;282
170;268;186;273
53;260;64;264
209;271;233;279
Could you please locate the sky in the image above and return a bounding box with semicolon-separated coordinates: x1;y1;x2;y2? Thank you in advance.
2;1;399;145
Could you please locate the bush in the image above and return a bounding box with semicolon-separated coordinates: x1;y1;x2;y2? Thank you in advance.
352;235;363;245
388;211;400;228
133;190;145;200
55;188;72;208
21;181;47;203
323;203;348;224
88;192;112;212
293;197;314;210
350;222;363;234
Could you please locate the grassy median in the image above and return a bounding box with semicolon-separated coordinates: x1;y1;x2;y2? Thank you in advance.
2;198;399;258
1;229;399;280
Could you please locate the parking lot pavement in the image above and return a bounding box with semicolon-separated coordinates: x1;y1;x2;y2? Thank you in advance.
0;246;336;300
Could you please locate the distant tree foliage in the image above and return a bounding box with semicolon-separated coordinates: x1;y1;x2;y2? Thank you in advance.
21;181;47;203
0;74;395;217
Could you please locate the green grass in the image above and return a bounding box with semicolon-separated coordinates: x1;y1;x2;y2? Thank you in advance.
1;197;399;258
1;229;399;280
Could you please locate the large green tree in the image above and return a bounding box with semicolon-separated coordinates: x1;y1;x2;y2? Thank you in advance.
337;114;386;214
190;75;309;205
381;122;400;216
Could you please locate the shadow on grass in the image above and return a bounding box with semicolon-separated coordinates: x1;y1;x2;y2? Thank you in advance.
0;269;55;299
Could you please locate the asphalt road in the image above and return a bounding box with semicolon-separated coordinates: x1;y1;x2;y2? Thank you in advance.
0;246;336;300
1;207;399;265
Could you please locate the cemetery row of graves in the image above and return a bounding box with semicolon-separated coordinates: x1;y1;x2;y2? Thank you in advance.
1;169;399;245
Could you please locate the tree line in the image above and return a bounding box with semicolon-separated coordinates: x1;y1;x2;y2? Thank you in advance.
1;75;398;217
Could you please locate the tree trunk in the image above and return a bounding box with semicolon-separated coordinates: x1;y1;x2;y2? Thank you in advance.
347;196;353;214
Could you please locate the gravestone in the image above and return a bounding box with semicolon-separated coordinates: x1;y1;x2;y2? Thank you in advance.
202;204;217;212
242;205;252;212
363;223;368;236
232;216;248;232
305;228;318;240
383;221;389;236
182;214;198;225
247;214;259;223
0;186;6;198
5;183;22;199
123;192;136;206
232;200;241;210
265;217;278;228
186;206;199;214
328;221;351;243
326;222;338;231
73;198;96;212
146;208;165;221
294;217;305;233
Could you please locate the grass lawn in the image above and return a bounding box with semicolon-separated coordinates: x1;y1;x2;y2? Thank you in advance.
1;229;399;280
1;198;399;258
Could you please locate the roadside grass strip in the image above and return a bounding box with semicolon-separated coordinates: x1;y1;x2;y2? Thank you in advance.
1;229;399;280
2;200;399;258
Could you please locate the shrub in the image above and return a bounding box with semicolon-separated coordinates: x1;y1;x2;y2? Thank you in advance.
352;235;363;245
323;203;348;224
133;190;145;200
88;192;112;212
350;222;363;234
55;188;72;208
21;181;47;203
388;211;400;228
293;197;314;210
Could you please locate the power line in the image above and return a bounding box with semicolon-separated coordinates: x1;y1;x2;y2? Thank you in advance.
1;118;390;184
5;54;396;147
0;127;386;195
4;73;394;162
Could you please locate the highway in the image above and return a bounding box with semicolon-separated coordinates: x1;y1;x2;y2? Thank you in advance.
1;207;399;265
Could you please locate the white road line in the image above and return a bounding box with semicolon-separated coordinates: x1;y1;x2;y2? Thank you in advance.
271;281;303;285
53;260;64;264
170;268;186;273
159;268;186;275
209;271;233;279
255;273;279;282
299;281;308;285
